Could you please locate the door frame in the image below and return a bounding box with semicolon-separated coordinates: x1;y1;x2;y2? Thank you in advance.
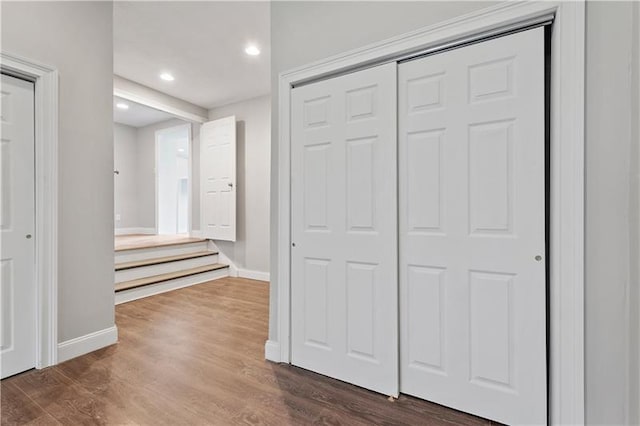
1;52;59;369
269;2;585;424
154;123;193;234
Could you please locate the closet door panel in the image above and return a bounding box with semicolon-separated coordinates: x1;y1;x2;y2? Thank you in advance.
291;62;398;396
399;28;546;425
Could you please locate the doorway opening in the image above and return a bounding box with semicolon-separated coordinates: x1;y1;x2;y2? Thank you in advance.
156;124;191;235
112;96;196;240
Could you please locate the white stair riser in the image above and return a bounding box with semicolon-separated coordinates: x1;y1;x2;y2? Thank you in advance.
115;254;219;283
115;268;229;305
115;242;209;263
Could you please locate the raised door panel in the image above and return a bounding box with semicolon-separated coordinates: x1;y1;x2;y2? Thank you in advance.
346;137;376;232
303;143;331;231
406;129;445;234
303;258;331;349
0;259;14;352
346;261;377;361
406;265;447;375
468;119;514;235
468;271;515;392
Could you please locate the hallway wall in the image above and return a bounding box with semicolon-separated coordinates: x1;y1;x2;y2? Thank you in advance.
1;1;116;343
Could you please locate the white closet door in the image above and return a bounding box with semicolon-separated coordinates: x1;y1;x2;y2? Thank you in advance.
291;62;398;396
1;74;36;379
398;28;546;425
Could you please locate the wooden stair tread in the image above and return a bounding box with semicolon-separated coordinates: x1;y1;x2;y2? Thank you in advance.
115;251;218;271
115;264;229;292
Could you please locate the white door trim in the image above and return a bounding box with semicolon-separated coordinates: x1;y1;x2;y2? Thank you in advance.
270;2;585;424
154;123;193;234
1;52;59;369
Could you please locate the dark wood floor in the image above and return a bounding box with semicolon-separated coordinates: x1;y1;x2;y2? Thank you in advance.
2;277;494;425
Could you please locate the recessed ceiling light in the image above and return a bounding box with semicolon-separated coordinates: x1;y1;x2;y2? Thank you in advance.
178;148;185;153
116;102;129;110
160;72;175;81
245;45;260;56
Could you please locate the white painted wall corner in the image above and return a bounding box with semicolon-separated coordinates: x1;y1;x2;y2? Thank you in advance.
57;325;118;363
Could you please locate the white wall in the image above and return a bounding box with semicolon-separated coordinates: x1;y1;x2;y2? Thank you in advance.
585;2;639;424
208;95;271;276
269;1;640;424
1;1;115;342
114;123;138;229
631;4;640;425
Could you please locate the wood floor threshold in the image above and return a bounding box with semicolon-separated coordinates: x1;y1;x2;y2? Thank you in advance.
115;264;229;292
115;251;219;271
115;237;208;252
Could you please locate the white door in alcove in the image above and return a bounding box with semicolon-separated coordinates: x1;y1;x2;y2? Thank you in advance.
0;73;36;379
290;62;398;396
398;28;546;425
200;116;236;241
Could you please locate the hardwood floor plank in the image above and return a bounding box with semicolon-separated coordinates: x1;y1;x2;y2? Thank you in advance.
2;277;491;425
56;357;230;426
9;368;133;425
1;380;59;426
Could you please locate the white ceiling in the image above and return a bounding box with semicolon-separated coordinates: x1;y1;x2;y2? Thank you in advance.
114;2;270;110
113;96;176;128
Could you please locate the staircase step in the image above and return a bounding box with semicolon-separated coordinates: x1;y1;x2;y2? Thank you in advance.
115;264;229;292
115;241;210;264
115;253;221;283
115;251;218;271
115;235;207;252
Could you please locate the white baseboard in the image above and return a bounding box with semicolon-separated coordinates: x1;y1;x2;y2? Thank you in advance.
115;227;155;236
238;269;270;282
189;229;203;238
58;325;118;363
265;339;281;362
115;266;229;305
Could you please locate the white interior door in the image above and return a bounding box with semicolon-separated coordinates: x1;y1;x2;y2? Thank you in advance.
290;62;398;396
398;28;546;425
0;73;36;379
200;116;236;241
